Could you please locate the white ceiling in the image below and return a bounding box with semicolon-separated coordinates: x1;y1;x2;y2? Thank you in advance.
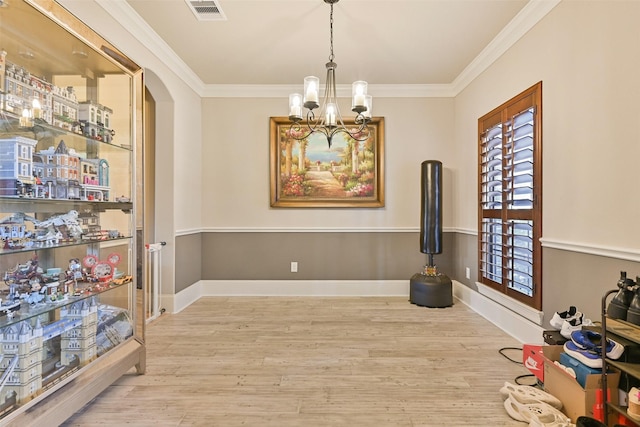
121;0;533;88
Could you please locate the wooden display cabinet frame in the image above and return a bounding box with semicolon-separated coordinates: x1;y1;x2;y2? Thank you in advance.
0;1;145;425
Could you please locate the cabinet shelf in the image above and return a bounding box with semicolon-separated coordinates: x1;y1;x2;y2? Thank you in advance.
0;279;132;330
0;197;132;213
605;402;640;424
602;288;640;427
0;113;133;152
0;235;132;256
605;317;640;344
607;360;640;379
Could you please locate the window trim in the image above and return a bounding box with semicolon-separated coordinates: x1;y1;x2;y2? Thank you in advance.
478;81;542;310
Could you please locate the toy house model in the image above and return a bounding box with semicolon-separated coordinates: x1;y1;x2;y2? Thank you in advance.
34;140;82;200
0;136;37;196
79;101;113;143
80;158;110;201
1;59;53;125
51;85;80;132
2;62;31;116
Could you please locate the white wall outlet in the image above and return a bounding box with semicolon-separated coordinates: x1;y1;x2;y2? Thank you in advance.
465;267;471;279
291;261;298;273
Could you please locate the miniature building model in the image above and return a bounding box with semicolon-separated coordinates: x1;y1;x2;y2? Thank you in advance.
0;137;37;196
51;86;80;132
80;158;110;201
0;298;98;408
79;101;114;143
2;60;54;125
35;140;81;199
0;320;44;404
59;299;98;366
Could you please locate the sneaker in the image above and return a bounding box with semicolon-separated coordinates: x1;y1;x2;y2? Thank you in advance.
560;314;583;339
504;390;571;424
530;413;576;426
560;315;594;339
554;360;577;379
499;382;563;409
550;306;579;330
570;330;624;360
563;341;602;369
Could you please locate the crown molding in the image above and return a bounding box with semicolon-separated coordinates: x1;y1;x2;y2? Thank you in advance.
97;0;561;99
450;0;561;94
95;0;205;94
201;83;456;98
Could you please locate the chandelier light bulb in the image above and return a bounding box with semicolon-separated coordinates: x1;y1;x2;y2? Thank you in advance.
326;103;337;127
303;76;320;108
352;81;367;110
289;93;302;120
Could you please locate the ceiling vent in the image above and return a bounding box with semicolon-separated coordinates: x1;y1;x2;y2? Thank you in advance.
185;0;227;21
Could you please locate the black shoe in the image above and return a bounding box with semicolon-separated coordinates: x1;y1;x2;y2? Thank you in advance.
576;416;607;427
607;271;636;320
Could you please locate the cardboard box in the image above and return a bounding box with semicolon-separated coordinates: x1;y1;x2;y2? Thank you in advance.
559;352;603;388
523;344;544;382
542;345;620;422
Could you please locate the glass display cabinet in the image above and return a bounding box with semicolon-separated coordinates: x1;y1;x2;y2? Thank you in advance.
0;0;145;424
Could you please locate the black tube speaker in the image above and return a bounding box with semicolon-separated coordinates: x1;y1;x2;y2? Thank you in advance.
419;160;442;254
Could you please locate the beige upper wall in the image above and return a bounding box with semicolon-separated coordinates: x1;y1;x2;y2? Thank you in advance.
58;0;205;299
455;0;640;250
59;0;203;236
200;97;455;230
59;0;640;253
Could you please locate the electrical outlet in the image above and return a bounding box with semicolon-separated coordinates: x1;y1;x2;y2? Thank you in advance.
291;261;298;273
465;267;471;279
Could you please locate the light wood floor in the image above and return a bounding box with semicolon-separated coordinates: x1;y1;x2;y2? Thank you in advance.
61;297;530;426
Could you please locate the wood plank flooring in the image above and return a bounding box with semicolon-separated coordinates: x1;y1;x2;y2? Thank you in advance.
61;297;530;426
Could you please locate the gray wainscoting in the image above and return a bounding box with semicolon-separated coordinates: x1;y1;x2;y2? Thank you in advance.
543;248;640;326
175;231;640;328
175;232;459;292
175;232;202;293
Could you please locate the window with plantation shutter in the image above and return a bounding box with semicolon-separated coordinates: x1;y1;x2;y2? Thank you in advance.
478;82;542;310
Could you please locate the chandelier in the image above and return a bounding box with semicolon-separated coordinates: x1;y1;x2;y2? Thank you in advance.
288;0;372;148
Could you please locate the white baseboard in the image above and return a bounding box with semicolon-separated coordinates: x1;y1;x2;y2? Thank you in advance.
167;279;544;344
166;281;202;314
453;280;544;344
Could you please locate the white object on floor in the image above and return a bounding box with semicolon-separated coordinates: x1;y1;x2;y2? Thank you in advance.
499;382;562;409
503;390;571;425
528;412;576;427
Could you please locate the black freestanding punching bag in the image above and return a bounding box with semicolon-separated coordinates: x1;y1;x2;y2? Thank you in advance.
420;160;442;256
409;160;453;308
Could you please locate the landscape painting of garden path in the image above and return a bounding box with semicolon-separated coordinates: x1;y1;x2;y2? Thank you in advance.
278;126;377;200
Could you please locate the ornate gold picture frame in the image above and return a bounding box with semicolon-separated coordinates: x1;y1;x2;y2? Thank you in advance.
269;116;385;208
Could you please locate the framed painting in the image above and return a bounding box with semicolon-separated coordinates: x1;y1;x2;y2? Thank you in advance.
270;116;385;208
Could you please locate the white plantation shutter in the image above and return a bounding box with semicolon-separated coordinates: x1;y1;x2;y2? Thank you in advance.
478;82;542;310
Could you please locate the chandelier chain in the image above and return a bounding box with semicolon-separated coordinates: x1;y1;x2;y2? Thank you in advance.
329;3;334;62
